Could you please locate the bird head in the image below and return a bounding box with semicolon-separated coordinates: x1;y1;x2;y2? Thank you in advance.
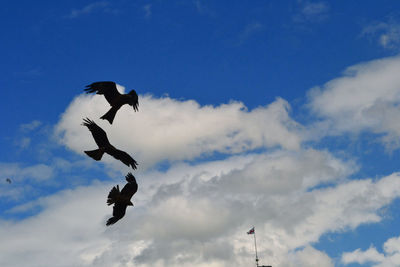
127;90;139;111
127;90;137;98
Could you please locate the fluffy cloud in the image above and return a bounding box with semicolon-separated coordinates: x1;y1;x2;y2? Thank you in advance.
307;55;400;148
341;236;400;266
2;145;399;267
0;183;110;267
285;246;334;267
7;54;400;266
0;162;55;203
55;92;302;169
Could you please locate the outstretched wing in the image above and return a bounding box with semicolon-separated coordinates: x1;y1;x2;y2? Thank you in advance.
121;173;138;199
84;81;121;105
108;148;138;170
106;203;127;226
107;185;120;206
82;118;110;148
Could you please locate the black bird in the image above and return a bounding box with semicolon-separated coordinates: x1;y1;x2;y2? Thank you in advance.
5;178;11;184
84;81;139;124
82;118;138;170
106;173;138;226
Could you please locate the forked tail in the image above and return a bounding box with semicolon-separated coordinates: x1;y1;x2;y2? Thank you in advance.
84;149;104;161
100;106;119;124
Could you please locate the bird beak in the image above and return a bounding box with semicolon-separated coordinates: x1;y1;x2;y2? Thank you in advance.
129;201;134;206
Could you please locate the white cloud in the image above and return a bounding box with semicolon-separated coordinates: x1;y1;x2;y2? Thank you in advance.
55;92;302;169
0;163;54;183
8;56;400;266
307;55;400;148
342;236;400;266
0;163;55;202
362;20;400;50
285;246;334;267
2;145;399;267
342;246;385;265
0;183;111;267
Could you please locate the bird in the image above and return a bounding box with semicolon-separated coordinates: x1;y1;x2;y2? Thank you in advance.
84;81;139;124
106;172;138;226
81;118;138;170
5;178;11;184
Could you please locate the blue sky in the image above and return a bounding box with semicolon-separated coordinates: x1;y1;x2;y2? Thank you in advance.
2;1;400;266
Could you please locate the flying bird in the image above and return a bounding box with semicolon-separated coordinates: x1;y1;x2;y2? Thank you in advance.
106;172;138;226
82;118;138;170
84;81;139;124
5;178;11;184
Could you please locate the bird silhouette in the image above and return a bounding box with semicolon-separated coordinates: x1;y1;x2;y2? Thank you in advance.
106;173;138;226
84;81;139;124
82;118;138;170
5;178;11;184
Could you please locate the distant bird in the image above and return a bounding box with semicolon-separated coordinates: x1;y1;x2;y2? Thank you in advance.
5;178;11;184
84;81;139;124
82;118;138;170
106;172;138;226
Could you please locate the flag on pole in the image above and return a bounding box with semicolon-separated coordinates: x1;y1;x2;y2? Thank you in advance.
247;227;255;235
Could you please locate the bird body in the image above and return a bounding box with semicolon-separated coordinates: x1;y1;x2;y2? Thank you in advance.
106;173;138;226
84;81;138;124
82;118;138;170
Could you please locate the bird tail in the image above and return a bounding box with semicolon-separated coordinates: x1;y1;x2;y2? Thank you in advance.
84;149;104;161
106;216;119;226
100;106;118;124
107;185;120;206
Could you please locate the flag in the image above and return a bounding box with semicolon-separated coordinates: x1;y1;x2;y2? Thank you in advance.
247;227;255;235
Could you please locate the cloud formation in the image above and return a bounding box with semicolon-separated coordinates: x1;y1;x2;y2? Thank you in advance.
55;93;302;169
6;54;400;267
0;163;54;183
342;235;400;266
1;146;399;266
362;20;400;51
307;55;400;148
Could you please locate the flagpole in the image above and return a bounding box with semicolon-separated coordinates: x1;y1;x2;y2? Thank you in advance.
253;227;259;267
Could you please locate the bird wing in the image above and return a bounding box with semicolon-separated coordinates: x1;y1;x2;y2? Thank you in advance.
82;118;111;148
84;81;122;105
106;185;120;206
112;203;127;218
108;148;138;170
106;203;127;226
121;173;138;199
